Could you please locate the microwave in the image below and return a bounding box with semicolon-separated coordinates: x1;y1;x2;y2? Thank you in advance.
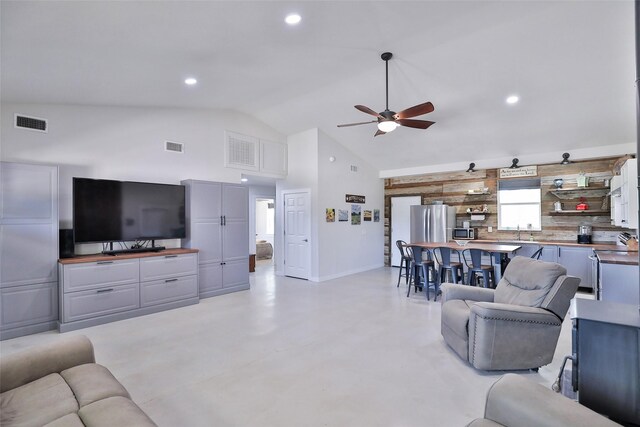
453;228;476;240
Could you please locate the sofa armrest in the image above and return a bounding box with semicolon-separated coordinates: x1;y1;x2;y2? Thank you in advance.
471;302;562;325
440;283;495;304
0;335;95;392
484;374;620;427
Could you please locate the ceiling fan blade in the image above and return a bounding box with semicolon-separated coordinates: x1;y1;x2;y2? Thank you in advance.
337;120;377;128
394;102;435;119
355;105;383;118
374;129;386;137
396;119;436;129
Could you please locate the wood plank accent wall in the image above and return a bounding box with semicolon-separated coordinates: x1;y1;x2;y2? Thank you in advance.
384;156;631;266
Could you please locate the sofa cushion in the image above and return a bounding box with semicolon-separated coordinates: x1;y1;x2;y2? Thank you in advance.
78;396;157;427
0;373;78;427
44;413;85;427
61;363;130;408
494;257;566;308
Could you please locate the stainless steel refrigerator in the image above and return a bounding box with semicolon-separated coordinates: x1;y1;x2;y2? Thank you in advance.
410;204;456;243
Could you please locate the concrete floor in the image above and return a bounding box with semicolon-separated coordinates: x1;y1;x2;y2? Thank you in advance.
0;265;580;426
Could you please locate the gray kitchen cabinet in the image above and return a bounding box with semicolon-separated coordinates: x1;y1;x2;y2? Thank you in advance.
0;162;58;340
513;243;541;259
537;245;558;263
59;250;198;332
182;180;249;298
557;246;593;289
599;261;639;306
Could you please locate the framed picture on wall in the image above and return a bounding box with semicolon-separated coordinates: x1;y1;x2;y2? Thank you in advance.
338;209;349;221
326;208;335;222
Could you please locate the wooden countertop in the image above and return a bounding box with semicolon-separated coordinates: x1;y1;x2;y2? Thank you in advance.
474;239;634;252
410;241;521;253
595;251;639;266
59;248;199;264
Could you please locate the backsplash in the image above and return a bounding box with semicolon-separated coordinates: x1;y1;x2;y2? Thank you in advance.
383;156;633;265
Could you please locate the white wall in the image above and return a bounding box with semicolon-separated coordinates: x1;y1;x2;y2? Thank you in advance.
275;129;318;277
276;128;384;281
2;103;284;253
316;129;384;280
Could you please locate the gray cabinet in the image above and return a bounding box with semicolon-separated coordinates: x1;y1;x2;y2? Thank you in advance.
557;246;593;289
599;261;639;306
0;162;58;340
182;180;249;298
59;250;198;332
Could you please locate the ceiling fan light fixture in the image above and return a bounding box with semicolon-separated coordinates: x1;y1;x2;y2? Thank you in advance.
377;120;398;133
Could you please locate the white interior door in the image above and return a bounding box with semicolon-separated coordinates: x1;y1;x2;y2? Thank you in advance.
390;196;421;267
283;191;310;279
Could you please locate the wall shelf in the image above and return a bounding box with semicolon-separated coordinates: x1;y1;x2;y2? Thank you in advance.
550;187;610;199
548;210;611;216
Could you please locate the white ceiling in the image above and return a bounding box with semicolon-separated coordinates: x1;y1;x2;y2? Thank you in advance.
1;1;636;173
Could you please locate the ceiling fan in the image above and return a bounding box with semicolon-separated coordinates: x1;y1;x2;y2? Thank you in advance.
337;52;435;137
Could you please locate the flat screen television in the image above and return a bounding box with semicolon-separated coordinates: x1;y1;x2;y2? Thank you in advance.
73;177;186;245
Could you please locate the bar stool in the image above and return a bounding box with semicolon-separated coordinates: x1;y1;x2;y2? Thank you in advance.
395;240;412;287
433;247;463;284
462;248;495;288
407;245;438;300
531;247;544;260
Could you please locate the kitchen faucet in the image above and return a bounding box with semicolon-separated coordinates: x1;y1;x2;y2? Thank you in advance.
516;225;521;241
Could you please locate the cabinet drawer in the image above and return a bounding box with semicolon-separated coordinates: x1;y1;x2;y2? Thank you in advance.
61;259;139;293
140;275;197;307
63;283;139;322
1;282;58;330
140;253;197;282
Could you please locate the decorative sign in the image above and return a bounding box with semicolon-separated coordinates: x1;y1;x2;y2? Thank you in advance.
499;165;537;178
345;194;365;203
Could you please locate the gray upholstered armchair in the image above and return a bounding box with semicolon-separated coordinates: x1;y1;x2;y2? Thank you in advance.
440;256;580;371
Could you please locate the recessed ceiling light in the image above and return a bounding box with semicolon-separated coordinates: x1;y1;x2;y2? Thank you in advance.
240;178;248;182
285;13;301;25
506;95;519;104
184;78;197;86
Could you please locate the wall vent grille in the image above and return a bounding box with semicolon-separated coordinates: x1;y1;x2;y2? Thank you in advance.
165;141;184;153
350;165;358;172
225;131;259;170
15;114;47;133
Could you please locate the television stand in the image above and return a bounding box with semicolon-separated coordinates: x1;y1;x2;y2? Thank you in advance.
102;246;166;256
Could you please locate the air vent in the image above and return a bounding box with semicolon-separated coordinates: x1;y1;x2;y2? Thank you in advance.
350;165;358;172
225;131;259;171
15;114;47;133
165;141;184;153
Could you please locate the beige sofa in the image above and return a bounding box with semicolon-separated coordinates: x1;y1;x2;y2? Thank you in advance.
469;374;620;426
0;335;156;427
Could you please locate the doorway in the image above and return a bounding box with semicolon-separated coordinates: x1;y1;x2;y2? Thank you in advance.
255;198;275;268
282;190;310;280
390;196;421;267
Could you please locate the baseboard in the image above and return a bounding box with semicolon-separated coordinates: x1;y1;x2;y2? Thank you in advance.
313;263;385;282
1;321;58;341
200;283;250;299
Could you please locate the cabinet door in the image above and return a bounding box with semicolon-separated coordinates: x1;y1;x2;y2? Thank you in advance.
199;263;223;294
222;184;248;222
61;259;139;293
223;221;249;261
1;223;58;287
514;244;541;259
260;140;287;176
222;258;249;288
140;275;197;307
187;181;222;221
1;282;58;330
1;163;58;288
538;245;558;263
191;222;222;264
558;246;592;289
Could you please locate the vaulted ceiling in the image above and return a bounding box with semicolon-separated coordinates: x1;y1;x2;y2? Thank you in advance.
1;1;635;173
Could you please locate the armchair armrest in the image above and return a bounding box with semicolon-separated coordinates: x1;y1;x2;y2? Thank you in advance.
441;283;495;304
0;335;95;392
471;302;562;325
483;374;620;427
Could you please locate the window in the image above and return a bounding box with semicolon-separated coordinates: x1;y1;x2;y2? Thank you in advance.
497;178;541;231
